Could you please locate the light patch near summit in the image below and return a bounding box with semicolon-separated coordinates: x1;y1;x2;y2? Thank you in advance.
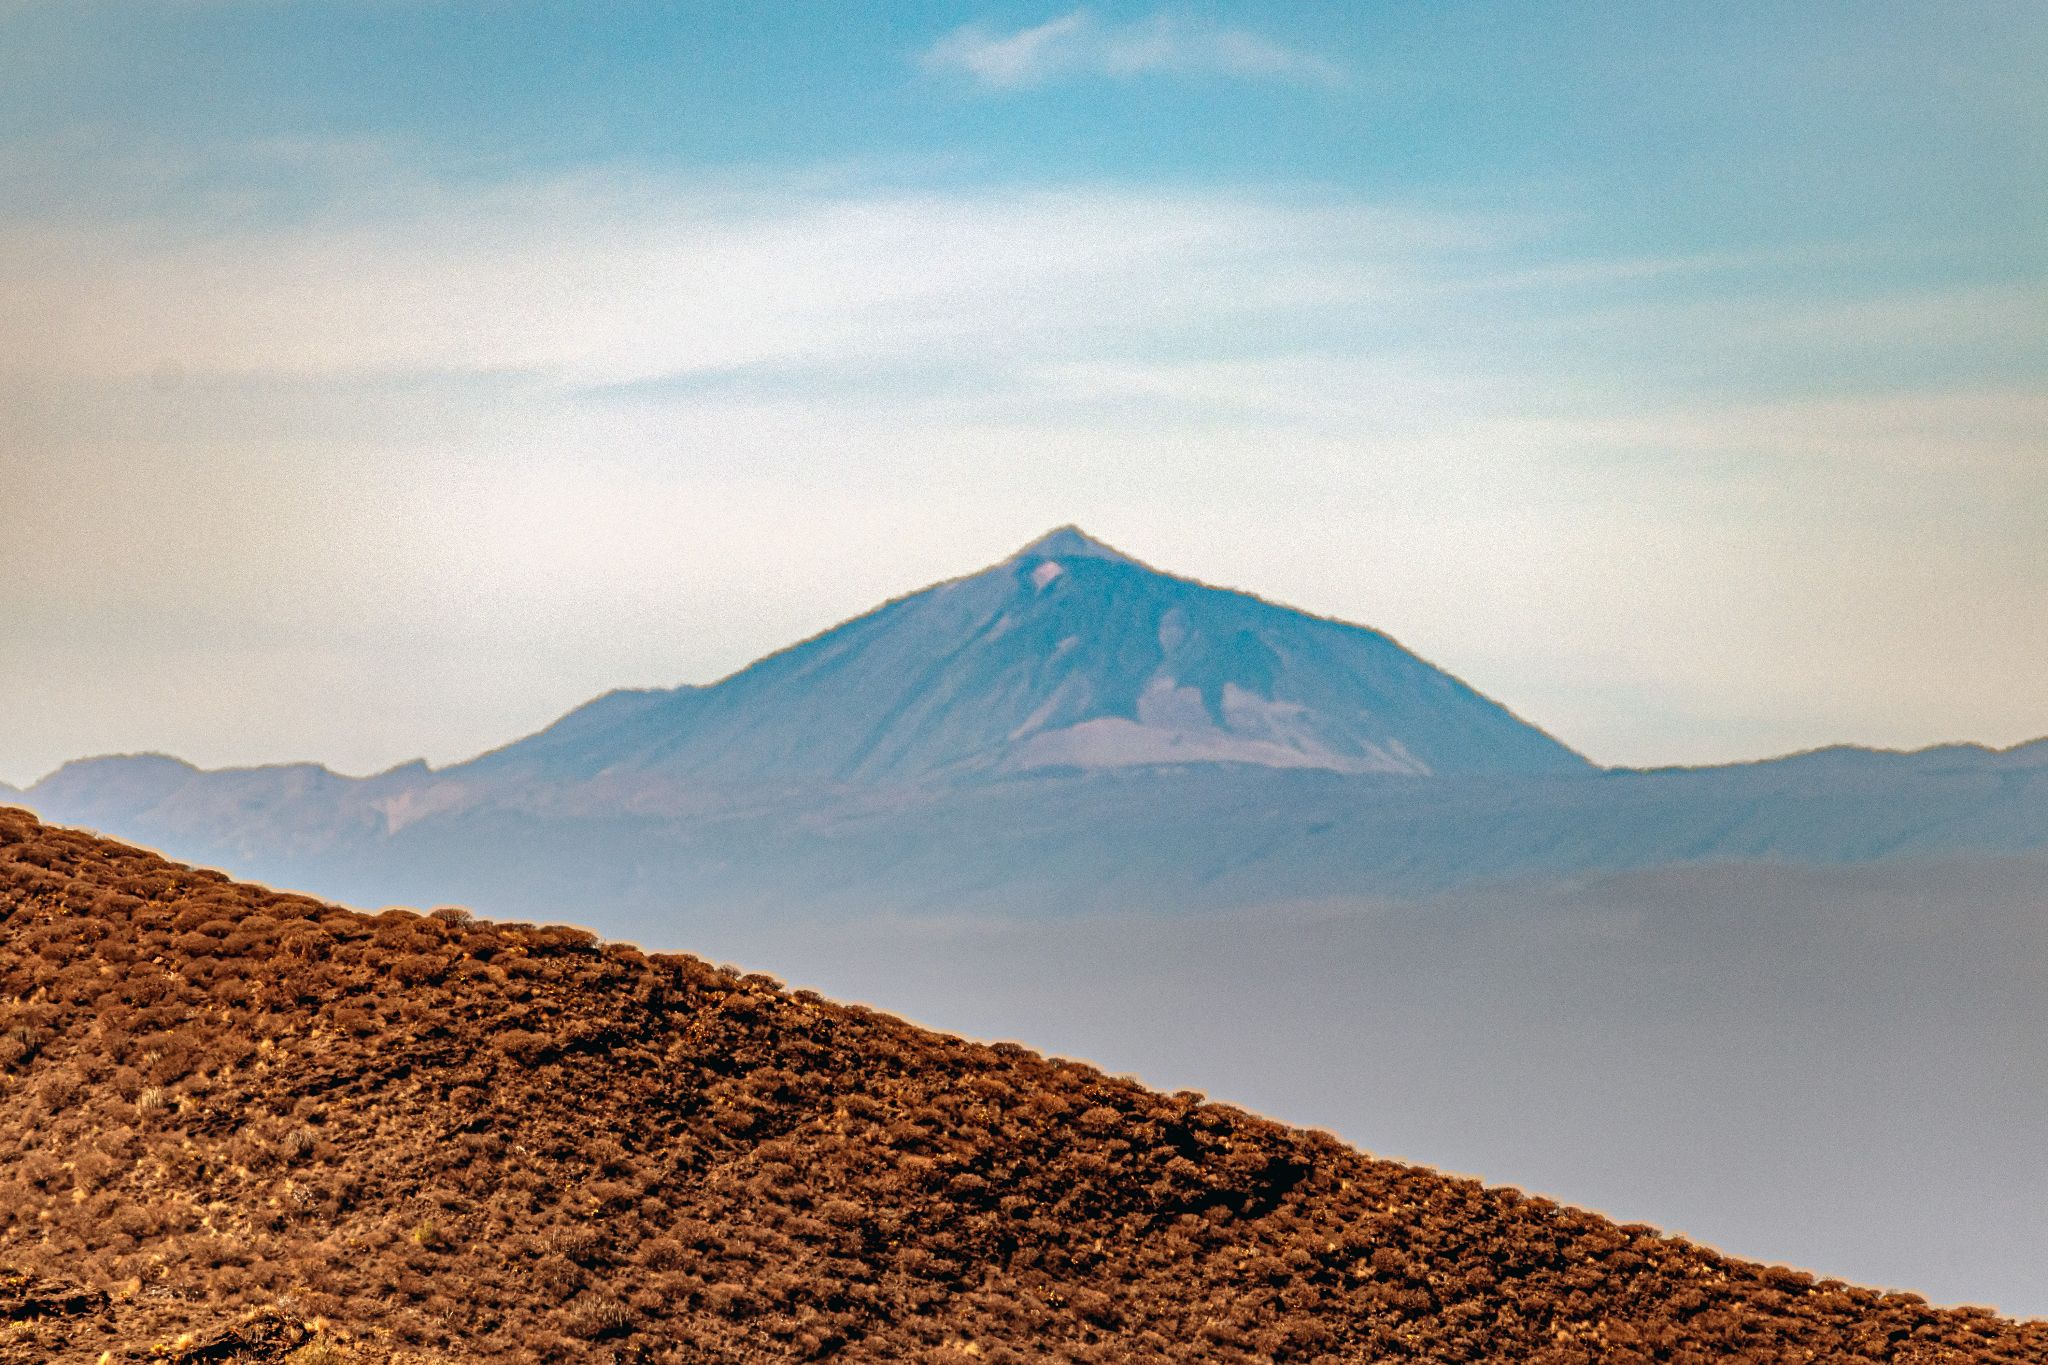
1006;671;1435;775
1004;717;1398;773
1031;560;1065;590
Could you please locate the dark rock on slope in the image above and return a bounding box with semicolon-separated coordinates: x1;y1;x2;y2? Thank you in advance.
1;806;2041;1364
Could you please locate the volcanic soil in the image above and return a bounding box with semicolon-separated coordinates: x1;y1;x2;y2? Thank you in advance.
1;806;2041;1363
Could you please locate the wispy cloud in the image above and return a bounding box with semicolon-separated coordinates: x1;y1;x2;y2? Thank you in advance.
0;170;1468;387
1521;387;2048;475
922;9;1342;91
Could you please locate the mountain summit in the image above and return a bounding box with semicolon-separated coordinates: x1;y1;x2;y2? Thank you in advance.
1007;523;1137;564
466;527;1590;787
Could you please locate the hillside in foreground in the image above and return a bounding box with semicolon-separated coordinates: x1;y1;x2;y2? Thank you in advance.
1;807;2041;1363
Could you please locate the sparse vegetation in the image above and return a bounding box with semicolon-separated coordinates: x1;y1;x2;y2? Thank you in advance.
1;804;2043;1362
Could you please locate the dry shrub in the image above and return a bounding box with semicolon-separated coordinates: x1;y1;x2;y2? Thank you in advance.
566;1294;632;1340
492;1028;554;1067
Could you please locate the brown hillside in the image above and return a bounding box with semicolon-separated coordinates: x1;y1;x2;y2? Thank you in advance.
0;806;2040;1364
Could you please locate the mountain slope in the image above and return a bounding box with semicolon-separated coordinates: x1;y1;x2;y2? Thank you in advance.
458;527;1591;786
3;806;2043;1363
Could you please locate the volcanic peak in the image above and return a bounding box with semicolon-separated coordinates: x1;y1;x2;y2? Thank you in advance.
1008;524;1140;566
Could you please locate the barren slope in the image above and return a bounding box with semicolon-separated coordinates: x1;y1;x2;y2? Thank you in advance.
1;807;2040;1363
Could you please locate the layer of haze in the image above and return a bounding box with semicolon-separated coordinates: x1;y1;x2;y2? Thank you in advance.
3;1;2045;785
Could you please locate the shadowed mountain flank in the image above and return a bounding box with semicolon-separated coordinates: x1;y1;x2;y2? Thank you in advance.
3;808;2042;1363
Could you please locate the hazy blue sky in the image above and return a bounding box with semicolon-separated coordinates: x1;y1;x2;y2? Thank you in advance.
2;1;2043;784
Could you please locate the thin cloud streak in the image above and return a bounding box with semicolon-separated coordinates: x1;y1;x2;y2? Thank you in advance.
1041;358;2048;471
0;174;1476;386
14;159;2025;408
923;9;1343;90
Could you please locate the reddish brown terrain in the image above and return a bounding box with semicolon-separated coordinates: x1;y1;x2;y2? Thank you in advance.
1;805;2041;1363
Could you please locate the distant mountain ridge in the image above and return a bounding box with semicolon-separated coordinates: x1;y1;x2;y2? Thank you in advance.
455;526;1590;788
14;526;2046;928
